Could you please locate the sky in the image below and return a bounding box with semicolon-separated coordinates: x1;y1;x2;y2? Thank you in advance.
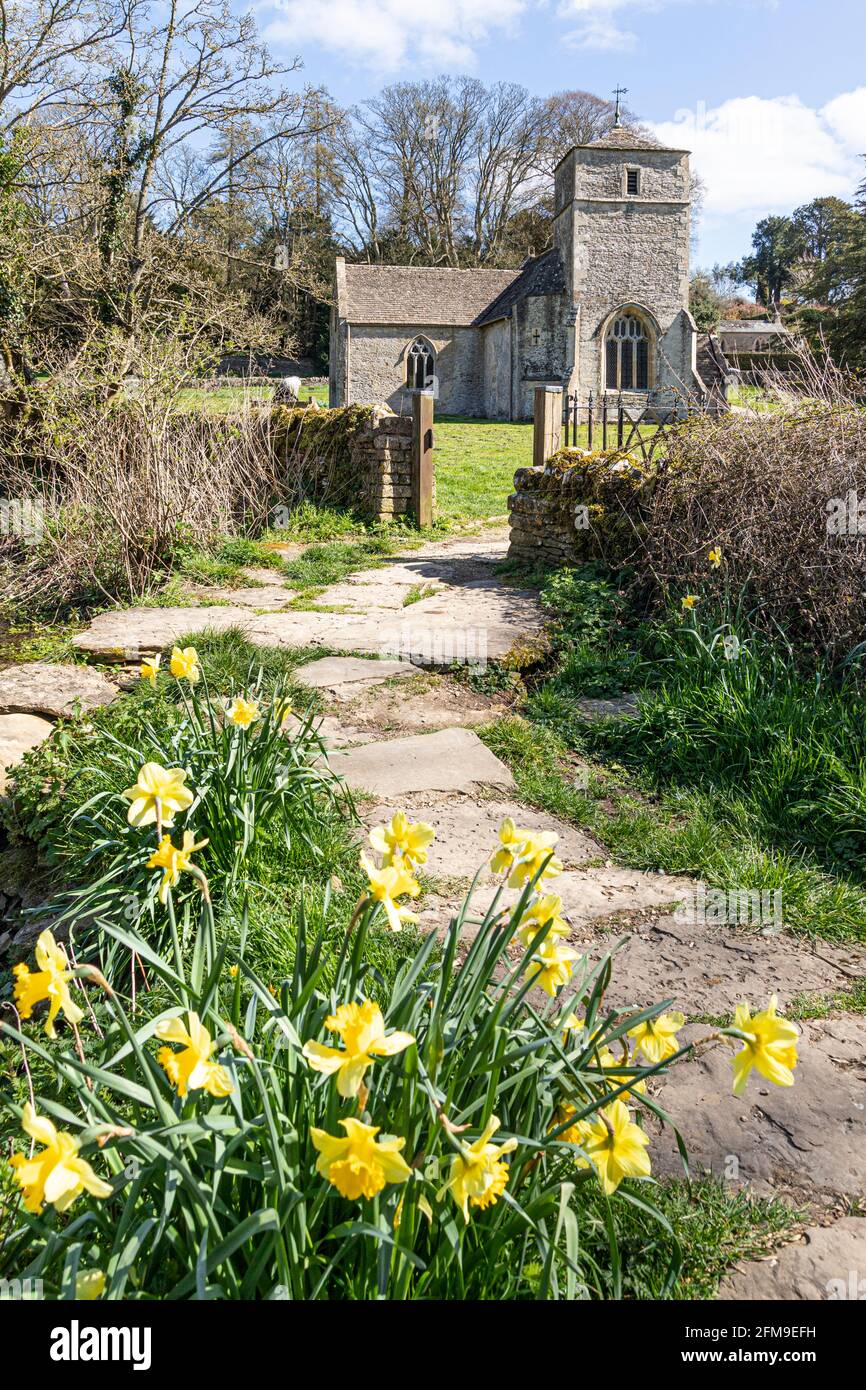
257;0;866;269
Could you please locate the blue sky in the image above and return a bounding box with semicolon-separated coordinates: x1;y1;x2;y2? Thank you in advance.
259;0;866;267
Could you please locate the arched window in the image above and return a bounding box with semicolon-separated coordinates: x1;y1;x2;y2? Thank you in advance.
605;313;650;391
406;338;435;390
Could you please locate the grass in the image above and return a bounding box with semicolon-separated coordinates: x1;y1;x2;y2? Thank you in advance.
173;380;329;414
279;535;405;593
434;416;533;524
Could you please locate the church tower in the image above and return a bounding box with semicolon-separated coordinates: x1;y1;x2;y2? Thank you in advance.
553;123;701;408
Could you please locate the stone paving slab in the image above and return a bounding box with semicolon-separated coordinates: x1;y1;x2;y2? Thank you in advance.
342;680;507;736
596;914;866;1017
0;662;117;719
294;656;417;699
329;728;515;798
71;606;257;660
717;1218;866;1300
0;713;54;793
650;1017;866;1202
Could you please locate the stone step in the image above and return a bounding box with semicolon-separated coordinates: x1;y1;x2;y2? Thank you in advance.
294;655;417;700
718;1217;866;1299
0;661;117;720
0;713;54;794
329;727;515;798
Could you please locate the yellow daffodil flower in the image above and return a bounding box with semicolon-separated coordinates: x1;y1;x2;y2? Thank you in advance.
13;928;84;1038
359;852;420;932
10;1104;113;1213
155;1011;233;1099
508;834;563;890
628;1011;686;1065
681;594;699;611
310;1117;411;1200
551;1104;592;1159
229;964;239;978
708;547;722;568
170;645;200;683
489;817;532;875
369;811;435;869
596;1046;647;1097
524;936;578;997
122;761;194;828
140;655;160;685
226;695;260;729
731;995;799;1095
440;1114;518;1221
302;999;415;1098
516;894;571;948
75;1270;106;1300
147;830;208;903
581;1100;651;1195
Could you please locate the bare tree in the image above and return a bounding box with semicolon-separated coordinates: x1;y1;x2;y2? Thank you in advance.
0;0;129;130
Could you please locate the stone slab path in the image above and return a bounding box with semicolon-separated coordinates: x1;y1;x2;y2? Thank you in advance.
4;526;866;1297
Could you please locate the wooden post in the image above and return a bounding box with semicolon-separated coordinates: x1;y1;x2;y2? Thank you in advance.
533;385;562;468
411;389;434;527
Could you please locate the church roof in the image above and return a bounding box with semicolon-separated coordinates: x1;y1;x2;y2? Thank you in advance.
337;261;521;327
474;248;567;327
587;124;667;151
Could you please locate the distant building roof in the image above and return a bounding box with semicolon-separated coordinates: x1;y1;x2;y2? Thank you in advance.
474;248;567;327
336;260;521;327
717;319;790;335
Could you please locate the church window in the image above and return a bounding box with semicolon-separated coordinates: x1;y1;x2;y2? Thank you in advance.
406;338;435;389
605;313;650;391
626;169;640;195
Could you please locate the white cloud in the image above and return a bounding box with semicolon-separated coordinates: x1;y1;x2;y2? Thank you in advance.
263;0;526;75
653;90;866;220
555;0;641;50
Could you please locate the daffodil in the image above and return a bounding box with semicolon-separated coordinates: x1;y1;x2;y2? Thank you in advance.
13;928;84;1038
524;936;578;997
516;894;570;948
597;1046;647;1096
507;833;563;889
439;1114;517;1221
229;964;239;978
551;1104;592;1160
140;655;160;685
489;817;532;875
708;547;722;568
369;811;435;869
76;1270;106;1300
581;1100;651;1195
730;995;799;1095
122;761;194;828
147;830;208;903
302;999;415;1097
310;1117;411;1200
359;852;420;932
9;1104;113;1213
170;645;200;683
628;1011;685;1064
155;1011;233;1099
681;594;699;611
226;695;260;729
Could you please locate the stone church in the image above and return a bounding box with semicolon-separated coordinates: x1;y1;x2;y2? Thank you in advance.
329;123;710;420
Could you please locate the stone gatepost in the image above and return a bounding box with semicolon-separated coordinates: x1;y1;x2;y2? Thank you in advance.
533;385;563;468
411;389;435;527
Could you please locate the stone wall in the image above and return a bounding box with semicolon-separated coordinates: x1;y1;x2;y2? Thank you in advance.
507;449;649;569
332;321;485;416
272;405;421;523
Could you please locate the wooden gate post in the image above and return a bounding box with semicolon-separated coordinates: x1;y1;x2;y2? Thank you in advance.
533;385;562;468
411;389;435;527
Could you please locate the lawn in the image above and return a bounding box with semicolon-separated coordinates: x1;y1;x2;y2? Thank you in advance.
173;379;329;413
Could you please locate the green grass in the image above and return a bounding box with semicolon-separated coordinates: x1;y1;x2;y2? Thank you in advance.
279;535;404;592
173;380;329;414
434;415;533;523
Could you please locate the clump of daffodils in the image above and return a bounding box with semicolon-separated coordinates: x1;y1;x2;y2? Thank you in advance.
490;817;563;888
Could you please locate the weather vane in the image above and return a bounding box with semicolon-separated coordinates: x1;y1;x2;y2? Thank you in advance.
613;85;628;126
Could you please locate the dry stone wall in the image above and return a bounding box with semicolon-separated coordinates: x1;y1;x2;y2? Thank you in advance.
508;449;649;568
271;405;419;523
